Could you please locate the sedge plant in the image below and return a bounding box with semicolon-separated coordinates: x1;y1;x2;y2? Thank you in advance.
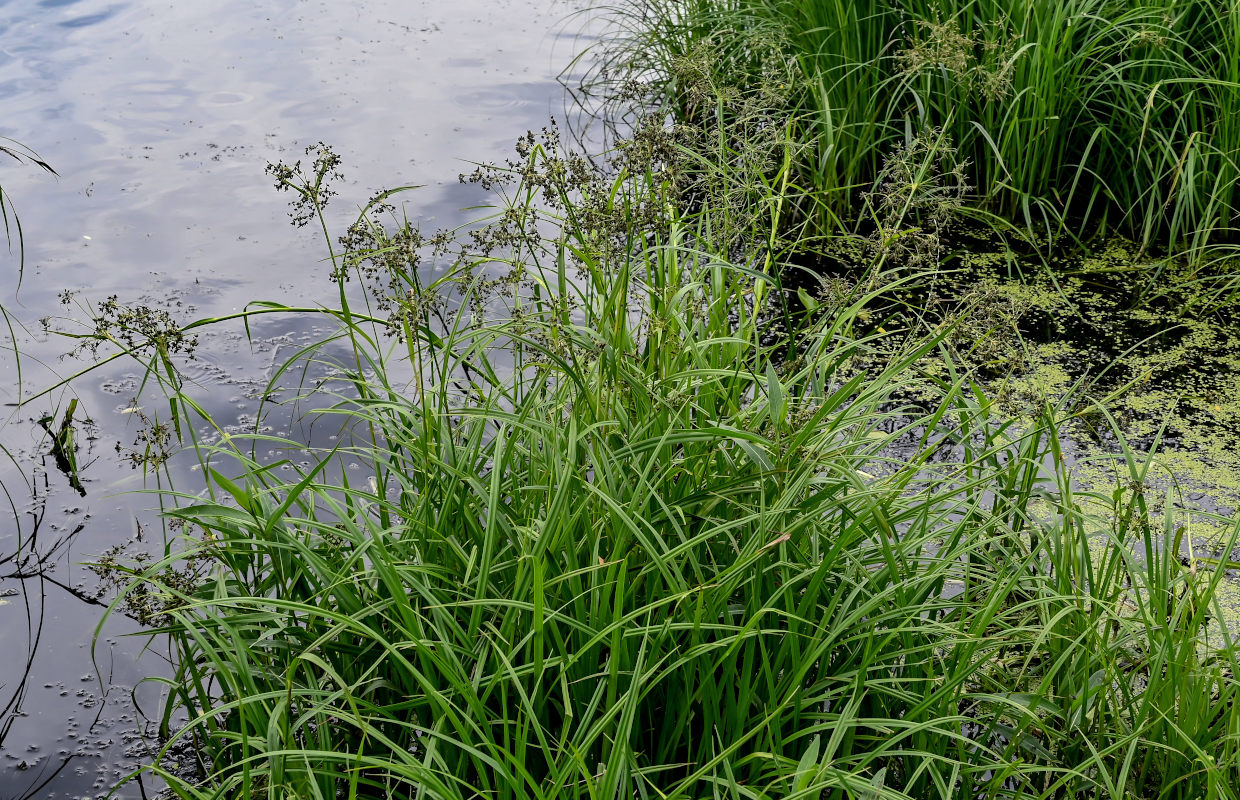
69;117;1240;800
585;0;1240;275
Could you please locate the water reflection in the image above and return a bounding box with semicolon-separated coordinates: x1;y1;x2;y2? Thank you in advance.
0;0;575;795
0;473;156;799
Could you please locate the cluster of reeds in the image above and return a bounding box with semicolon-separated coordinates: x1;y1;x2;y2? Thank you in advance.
587;0;1240;264
79;112;1240;799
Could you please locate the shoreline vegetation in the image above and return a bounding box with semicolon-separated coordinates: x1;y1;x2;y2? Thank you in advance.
587;0;1240;263
13;0;1240;797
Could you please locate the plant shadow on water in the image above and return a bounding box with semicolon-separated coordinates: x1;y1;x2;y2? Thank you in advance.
0;474;163;799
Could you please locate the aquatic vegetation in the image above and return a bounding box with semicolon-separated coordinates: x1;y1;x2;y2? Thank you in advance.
36;398;87;497
14;5;1239;796
587;0;1240;264
73;122;1240;799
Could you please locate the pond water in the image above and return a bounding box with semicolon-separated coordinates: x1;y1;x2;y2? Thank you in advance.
0;0;583;796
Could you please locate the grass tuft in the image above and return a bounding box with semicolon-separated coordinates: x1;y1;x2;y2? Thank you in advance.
584;0;1240;265
81;124;1240;799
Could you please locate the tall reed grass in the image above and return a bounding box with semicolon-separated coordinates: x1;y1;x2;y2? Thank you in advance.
587;0;1240;262
82;120;1240;799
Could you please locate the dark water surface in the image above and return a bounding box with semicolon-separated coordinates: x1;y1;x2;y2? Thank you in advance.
0;0;582;796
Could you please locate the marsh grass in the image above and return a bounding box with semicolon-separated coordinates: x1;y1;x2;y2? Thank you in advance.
585;0;1240;268
61;119;1240;800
